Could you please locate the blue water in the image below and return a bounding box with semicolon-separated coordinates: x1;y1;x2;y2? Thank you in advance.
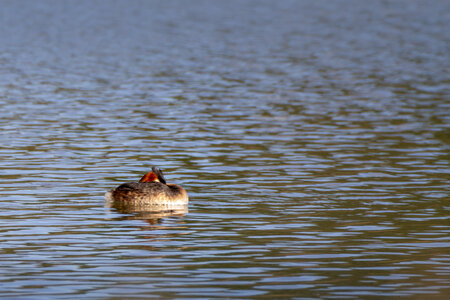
0;0;449;298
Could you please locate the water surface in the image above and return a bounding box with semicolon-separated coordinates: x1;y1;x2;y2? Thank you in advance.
0;0;449;298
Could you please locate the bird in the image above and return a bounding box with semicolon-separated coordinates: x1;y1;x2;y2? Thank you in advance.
105;167;188;208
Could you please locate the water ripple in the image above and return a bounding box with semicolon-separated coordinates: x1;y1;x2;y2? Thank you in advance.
1;0;449;298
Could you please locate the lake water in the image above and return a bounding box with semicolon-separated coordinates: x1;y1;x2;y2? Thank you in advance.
0;0;449;298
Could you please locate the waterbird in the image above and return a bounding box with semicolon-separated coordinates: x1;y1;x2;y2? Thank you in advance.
105;167;188;207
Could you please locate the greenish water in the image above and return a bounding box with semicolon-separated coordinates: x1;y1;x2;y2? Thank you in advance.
0;0;449;298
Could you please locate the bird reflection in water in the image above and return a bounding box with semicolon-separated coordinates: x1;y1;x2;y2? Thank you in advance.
105;198;188;226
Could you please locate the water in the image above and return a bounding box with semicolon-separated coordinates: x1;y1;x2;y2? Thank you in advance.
1;0;449;298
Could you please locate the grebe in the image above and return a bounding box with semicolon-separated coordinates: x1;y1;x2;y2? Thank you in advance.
105;167;188;206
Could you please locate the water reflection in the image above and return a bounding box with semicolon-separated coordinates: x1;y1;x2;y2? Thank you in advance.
106;198;188;225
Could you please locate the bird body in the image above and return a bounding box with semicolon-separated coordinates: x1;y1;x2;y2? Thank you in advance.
105;167;188;207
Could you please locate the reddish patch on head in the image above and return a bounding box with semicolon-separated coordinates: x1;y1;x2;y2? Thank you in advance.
139;172;160;183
